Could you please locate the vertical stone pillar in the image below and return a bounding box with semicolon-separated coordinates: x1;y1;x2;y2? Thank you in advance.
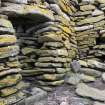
0;8;23;105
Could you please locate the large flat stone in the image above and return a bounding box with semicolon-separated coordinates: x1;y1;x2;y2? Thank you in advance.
87;60;105;70
25;87;47;105
0;3;54;21
76;83;105;101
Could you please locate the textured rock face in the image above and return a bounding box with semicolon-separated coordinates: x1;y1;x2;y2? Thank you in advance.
10;0;77;90
76;83;105;101
73;0;105;104
0;15;23;104
1;0;105;105
0;0;78;101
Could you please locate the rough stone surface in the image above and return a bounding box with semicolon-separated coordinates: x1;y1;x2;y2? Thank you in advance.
25;87;47;105
1;0;105;105
76;83;105;101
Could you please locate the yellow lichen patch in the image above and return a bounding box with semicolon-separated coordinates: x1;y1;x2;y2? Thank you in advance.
58;25;72;35
58;0;74;14
0;35;17;45
0;45;19;53
69;3;77;12
0;100;5;105
42;74;64;81
61;32;69;39
58;0;68;13
57;15;70;26
66;6;73;14
0;74;22;88
0;87;17;97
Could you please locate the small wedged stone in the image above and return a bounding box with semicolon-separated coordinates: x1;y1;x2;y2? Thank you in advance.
36;73;65;81
38;80;64;86
66;73;81;85
40;86;53;92
56;68;70;74
71;60;81;72
21;47;36;55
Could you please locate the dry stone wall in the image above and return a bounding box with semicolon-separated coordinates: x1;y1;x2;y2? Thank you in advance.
72;0;105;105
0;0;78;103
7;0;77;91
1;0;105;104
0;15;23;104
74;0;105;83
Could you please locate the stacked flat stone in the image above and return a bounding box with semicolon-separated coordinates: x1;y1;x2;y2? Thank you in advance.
0;0;77;91
18;0;77;90
0;0;78;91
0;0;32;104
0;14;23;104
75;0;104;59
70;0;105;104
34;0;77;88
74;0;105;78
